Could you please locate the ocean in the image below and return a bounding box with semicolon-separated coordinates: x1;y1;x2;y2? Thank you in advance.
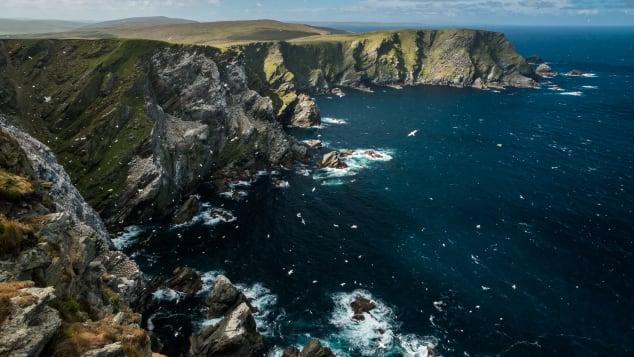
113;27;634;356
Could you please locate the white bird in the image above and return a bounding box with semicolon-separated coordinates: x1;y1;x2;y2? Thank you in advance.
408;129;418;137
288;269;294;276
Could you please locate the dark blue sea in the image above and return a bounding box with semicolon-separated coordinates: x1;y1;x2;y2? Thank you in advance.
114;27;634;356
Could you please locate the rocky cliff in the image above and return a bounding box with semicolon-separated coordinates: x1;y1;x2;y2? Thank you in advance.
0;118;149;356
0;39;307;228
240;29;536;121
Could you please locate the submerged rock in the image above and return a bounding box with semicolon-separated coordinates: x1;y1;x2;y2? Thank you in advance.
190;302;262;357
317;151;347;169
567;69;585;76
526;55;544;64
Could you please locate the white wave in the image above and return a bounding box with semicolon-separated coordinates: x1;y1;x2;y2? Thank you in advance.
581;85;598;89
196;270;225;297
112;225;145;250
274;180;290;188
581;73;598;78
397;334;439;357
152;288;184;302
175;205;236;228
235;282;279;337
313;149;393;186
328;289;437;356
560;91;583;96
229;180;252;189
218;190;249;201
322;117;348;125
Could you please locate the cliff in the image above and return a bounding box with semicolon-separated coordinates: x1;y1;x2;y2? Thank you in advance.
0;39;307;228
240;29;536;119
0;118;150;356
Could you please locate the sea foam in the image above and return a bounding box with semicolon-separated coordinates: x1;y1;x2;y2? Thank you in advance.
313;149;394;186
112;225;145;250
328;289;436;356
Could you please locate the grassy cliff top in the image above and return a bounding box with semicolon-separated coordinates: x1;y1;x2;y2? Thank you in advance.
7;19;348;47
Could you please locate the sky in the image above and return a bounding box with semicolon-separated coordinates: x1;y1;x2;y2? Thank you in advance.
1;0;634;26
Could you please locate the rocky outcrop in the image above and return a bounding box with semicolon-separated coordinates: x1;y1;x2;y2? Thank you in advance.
164;266;202;295
204;274;252;318
535;63;559;77
172;195;200;225
317;151;347;169
190;302;262;357
287;94;321;127
526;55;544;64
242;29;537;109
0;122;150;355
567;69;585;76
0;283;61;356
0;39;308;228
351;296;376;321
282;339;336;357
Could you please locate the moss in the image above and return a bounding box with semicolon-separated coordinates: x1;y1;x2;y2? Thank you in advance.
103;286;120;311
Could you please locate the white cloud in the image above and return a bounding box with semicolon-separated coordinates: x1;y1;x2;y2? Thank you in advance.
208;0;221;5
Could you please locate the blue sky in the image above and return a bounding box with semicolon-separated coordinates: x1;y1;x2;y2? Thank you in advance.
2;0;633;26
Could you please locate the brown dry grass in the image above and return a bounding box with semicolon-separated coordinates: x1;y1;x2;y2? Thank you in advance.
0;280;37;324
0;170;34;202
53;313;149;357
0;216;34;255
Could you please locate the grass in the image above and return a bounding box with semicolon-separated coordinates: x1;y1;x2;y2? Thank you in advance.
0;217;34;255
0;280;37;324
0;170;34;202
52;313;149;357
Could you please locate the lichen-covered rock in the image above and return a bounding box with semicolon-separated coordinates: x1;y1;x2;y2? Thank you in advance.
190;302;262;357
0;284;61;357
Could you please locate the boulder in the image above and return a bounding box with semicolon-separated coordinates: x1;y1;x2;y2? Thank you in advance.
190;302;262;357
303;140;322;149
204;275;250;318
164;266;202;295
317;151;347;169
82;342;125;357
282;339;336;357
289;94;321;127
171;195;200;225
566;69;585;76
351;296;376;321
535;63;559;77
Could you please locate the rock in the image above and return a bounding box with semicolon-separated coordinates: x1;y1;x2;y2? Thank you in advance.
351;296;376;321
526;55;544;64
0;285;61;357
567;69;585;76
303;140;322;148
317;151;347;169
82;342;125;357
100;72;115;97
338;149;354;157
363;150;384;159
171;195;200;225
535;63;559;77
205;275;250;318
164;266;202;295
289;94;321;127
190;302;263;357
282;346;301;357
282;339;335;357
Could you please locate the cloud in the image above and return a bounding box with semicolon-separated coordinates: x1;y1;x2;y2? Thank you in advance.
208;0;220;5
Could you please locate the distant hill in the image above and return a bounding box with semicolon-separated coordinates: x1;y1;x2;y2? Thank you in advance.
0;18;88;35
8;19;347;46
77;16;197;30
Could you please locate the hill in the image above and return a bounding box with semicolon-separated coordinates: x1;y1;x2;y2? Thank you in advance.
0;19;87;36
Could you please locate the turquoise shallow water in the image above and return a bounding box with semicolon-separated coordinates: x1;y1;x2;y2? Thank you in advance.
115;27;634;356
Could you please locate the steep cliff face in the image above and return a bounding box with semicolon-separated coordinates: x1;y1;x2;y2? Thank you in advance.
0;120;149;356
241;29;537;115
0;39;307;227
